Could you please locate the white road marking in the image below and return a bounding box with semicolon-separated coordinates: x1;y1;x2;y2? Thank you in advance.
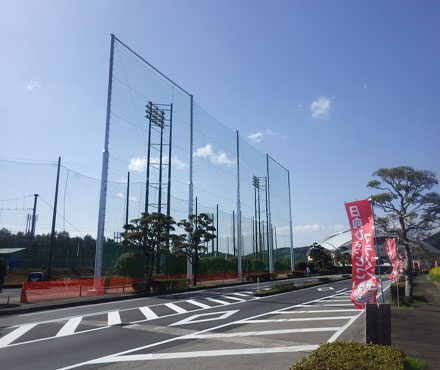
56;317;83;337
206;297;230;305
165;303;187;314
220;295;245;302
187;327;340;339
232;292;251;297
275;309;357;314
108;311;121;326
186;300;211;309
58;285;354;369
84;345;320;363
238;316;356;324
0;324;37;347
170;310;239;326
139;306;158;320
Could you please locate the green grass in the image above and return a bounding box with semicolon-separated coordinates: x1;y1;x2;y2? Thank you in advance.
391;294;428;309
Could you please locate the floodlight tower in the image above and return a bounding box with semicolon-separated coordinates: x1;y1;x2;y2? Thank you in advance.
145;101;173;273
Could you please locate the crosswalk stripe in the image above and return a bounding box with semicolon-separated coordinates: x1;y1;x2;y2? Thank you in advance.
108;311;121;326
165;303;187;314
220;295;245;302
186;300;211;309
206;297;230;305
139;306;158;320
56;317;83;337
232;292;250;297
0;324;37;347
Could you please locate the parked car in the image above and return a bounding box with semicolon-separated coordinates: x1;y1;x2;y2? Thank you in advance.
27;272;46;282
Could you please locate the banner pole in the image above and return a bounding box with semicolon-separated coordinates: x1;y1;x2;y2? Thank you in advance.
370;196;384;303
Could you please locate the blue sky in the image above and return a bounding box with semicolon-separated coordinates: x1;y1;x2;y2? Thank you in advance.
1;0;439;247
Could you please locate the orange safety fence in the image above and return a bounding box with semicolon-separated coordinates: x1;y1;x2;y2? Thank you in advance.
20;270;293;303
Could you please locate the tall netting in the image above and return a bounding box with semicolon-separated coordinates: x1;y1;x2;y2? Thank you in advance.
239;138;270;263
268;156;292;269
192;104;237;258
106;39;191;239
1;36;293;278
0;159;100;269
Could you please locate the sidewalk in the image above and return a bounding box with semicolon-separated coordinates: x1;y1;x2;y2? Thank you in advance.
391;275;440;370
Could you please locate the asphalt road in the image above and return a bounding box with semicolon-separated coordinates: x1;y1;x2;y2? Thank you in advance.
0;278;367;370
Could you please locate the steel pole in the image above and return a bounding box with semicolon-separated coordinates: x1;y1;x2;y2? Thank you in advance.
48;157;61;281
236;131;242;278
266;154;273;274
94;34;115;286
287;170;295;271
187;96;194;279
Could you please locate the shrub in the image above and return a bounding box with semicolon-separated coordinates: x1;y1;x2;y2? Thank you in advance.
251;259;266;272
0;257;6;292
247;272;274;282
289;271;305;278
115;252;144;277
151;279;189;293
132;278;189;294
274;260;290;271
291;341;421;370
428;266;440;283
294;261;308;270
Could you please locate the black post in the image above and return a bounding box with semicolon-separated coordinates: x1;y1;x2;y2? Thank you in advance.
232;210;236;257
30;194;38;244
48;157;61;281
125;172;130;227
216;204;219;256
165;104;173;275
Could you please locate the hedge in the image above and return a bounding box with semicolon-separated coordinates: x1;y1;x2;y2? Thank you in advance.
391;282;406;300
132;279;189;294
291;341;424;370
428;266;440;283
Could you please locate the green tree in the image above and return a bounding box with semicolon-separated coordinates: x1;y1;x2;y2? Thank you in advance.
173;213;216;286
115;252;145;277
368;166;440;297
121;212;177;294
308;243;331;271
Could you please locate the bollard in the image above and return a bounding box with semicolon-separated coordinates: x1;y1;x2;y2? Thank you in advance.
365;303;391;345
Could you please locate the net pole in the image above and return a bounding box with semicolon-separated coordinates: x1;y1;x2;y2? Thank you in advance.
266;154;273;274
187;95;194;279
94;34;115;288
288;170;295;271
236;131;242;279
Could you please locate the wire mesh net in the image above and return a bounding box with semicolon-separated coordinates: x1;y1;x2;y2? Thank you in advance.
0;37;293;278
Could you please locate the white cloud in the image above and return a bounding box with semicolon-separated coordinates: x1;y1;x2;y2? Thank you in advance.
248;132;263;143
310;96;332;119
128;155;188;172
116;192;138;201
193;144;235;166
248;128;285;143
25;80;42;91
293;224;344;232
128;157;147;172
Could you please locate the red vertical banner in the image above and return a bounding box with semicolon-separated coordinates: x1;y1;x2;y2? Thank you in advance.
345;199;379;309
385;239;398;282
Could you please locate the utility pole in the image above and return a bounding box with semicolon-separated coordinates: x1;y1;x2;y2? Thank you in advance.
30;194;38;245
48;157;61;281
216;204;219;256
